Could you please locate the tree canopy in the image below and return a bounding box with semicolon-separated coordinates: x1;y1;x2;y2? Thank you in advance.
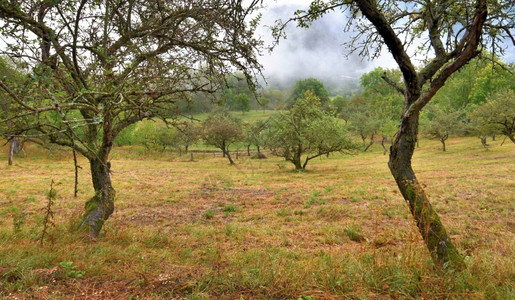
264;91;356;170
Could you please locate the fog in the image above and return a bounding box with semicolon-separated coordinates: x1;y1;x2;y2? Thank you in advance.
256;1;514;95
256;2;397;94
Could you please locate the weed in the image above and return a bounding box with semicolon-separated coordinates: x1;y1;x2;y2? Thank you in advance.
203;210;216;219
59;261;85;278
223;205;236;213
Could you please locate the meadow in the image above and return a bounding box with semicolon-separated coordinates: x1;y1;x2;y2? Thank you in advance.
0;136;513;299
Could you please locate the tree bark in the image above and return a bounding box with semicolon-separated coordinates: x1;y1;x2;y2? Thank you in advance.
389;113;465;270
81;158;115;237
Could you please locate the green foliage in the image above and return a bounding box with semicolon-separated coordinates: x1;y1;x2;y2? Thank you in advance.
264;91;357;170
422;106;465;151
331;95;348;114
234;93;251;113
344;68;403;145
468;63;515;105
59;261;85;278
114;123;137;146
289;78;330;108
468;89;515;143
202;109;244;158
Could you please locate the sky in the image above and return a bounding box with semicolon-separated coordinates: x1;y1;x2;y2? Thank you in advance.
255;1;514;93
255;1;397;92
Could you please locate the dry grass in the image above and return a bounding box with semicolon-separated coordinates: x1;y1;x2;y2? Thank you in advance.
0;136;513;299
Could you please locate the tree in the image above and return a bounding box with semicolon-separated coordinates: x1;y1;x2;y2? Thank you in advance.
257;96;270;112
331;95;348;115
176;121;201;154
423;107;465;152
289;78;330;108
243;120;267;156
0;0;263;237
264;91;356;170
280;0;513;269
234;93;251;113
469;89;515;144
202;110;243;164
0;56;33;165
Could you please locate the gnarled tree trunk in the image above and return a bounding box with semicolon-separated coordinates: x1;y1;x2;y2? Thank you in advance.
81;158;115;237
389;112;465;269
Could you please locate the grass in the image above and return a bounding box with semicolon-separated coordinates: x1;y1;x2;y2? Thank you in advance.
0;136;513;299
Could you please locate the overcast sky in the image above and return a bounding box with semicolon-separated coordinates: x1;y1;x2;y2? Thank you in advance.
255;1;397;91
256;1;514;92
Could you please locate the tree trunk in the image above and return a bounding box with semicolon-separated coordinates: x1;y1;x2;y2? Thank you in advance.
7;137;21;166
81;158;115;237
224;148;235;164
293;147;302;170
364;134;375;152
389;113;465;270
440;138;446;152
257;145;261;153
381;136;388;155
8;140;15;166
491;133;495;141
185;145;189;154
247;145;250;156
480;135;488;149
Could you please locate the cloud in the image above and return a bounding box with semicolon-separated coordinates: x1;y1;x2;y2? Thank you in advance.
256;3;397;92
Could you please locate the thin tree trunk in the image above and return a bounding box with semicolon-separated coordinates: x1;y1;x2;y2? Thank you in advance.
389;113;465;270
8;140;14;166
73;148;79;197
381;136;388;155
247;145;250;156
440;138;446;152
480;135;488;149
364;134;375;152
224;148;235;164
7;137;21;166
185;145;189;154
81;158;115;237
491;133;495;141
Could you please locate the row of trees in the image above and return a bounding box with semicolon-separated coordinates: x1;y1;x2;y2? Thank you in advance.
123;90;357;170
334;58;514;153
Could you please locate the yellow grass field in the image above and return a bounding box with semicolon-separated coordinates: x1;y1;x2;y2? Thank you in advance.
0;136;514;299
